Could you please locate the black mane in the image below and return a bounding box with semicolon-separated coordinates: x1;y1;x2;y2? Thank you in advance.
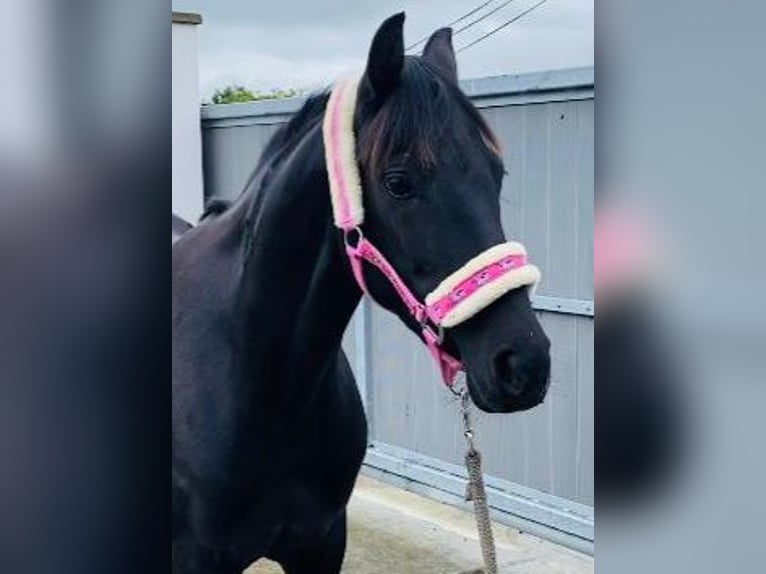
229;91;329;207
257;91;330;173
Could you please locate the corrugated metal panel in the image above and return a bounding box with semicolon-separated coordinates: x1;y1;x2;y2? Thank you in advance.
200;68;594;543
202;123;283;202
366;311;592;504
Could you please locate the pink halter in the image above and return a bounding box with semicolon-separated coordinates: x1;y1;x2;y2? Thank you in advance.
323;75;541;387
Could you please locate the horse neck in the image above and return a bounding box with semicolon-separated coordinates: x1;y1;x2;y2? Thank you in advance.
234;125;361;393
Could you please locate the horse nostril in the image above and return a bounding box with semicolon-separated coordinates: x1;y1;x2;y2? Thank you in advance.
493;350;526;396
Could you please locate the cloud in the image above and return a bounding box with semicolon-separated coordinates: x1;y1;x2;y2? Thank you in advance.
173;0;593;98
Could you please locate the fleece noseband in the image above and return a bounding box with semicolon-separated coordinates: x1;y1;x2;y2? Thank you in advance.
323;75;540;386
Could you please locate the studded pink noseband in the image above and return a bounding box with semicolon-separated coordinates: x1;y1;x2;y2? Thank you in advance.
323;74;540;386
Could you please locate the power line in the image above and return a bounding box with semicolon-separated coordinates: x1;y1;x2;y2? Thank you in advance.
453;0;519;37
409;0;522;52
456;0;549;53
405;0;497;51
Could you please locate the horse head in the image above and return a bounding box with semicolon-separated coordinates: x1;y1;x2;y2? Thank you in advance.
351;13;551;413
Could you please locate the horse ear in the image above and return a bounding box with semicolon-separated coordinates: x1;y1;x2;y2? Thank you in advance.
363;12;405;101
422;28;457;84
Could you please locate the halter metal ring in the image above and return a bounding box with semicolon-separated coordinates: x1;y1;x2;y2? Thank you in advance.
343;226;364;250
420;314;445;345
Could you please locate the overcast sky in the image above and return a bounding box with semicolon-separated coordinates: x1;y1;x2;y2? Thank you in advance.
172;0;593;100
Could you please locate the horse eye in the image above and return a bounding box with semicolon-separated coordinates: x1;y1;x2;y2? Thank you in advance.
383;174;413;199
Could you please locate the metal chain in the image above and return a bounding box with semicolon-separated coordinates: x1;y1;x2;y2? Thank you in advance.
455;379;498;574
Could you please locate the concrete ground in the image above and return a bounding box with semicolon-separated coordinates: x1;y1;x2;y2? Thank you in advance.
246;475;593;574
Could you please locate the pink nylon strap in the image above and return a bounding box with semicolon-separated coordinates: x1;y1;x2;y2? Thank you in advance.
423;327;464;386
425;253;528;325
344;231;536;386
344;230;533;387
345;235;427;322
345;232;464;386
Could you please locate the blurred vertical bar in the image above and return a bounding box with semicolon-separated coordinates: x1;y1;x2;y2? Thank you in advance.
0;1;170;572
597;1;766;573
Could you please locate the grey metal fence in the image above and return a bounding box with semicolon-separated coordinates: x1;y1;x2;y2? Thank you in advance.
200;67;594;552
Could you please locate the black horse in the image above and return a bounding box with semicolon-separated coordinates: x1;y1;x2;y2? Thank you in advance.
172;13;550;574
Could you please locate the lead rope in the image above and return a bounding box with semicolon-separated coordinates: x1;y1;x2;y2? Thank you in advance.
455;380;498;574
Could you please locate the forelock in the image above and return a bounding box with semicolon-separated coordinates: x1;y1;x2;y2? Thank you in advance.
358;57;501;177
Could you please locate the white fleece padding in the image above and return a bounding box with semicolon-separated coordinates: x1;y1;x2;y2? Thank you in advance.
425;242;528;305
323;74;365;229
438;264;541;328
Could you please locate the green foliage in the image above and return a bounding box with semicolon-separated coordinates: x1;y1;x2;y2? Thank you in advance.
209;85;301;105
